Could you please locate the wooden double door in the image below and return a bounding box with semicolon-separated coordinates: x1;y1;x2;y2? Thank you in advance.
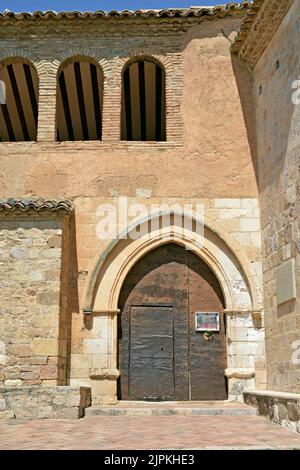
118;243;227;401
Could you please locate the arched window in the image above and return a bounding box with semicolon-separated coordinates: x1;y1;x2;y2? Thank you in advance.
0;59;39;142
57;58;103;141
121;59;166;141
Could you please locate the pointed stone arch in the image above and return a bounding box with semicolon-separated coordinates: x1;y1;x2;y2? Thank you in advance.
83;209;264;405
84;209;261;315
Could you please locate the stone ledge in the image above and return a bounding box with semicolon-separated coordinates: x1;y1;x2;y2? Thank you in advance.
244;389;300;434
0;386;91;420
85;404;257;417
225;368;255;379
245;389;300;401
90;368;120;380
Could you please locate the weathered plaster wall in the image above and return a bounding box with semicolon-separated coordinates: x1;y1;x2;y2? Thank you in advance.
0;16;257;199
251;1;300;393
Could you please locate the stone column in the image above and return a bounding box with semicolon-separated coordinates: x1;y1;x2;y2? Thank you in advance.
88;309;120;405
36;61;58;142
224;309;265;401
101;59;121;142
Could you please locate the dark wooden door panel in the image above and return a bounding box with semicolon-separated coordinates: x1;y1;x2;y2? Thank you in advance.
129;306;174;400
118;244;227;401
118;244;189;401
188;251;227;401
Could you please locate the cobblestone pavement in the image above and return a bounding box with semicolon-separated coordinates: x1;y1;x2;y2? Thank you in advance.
1;415;300;449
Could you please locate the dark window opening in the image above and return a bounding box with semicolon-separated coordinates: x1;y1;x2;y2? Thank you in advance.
57;60;103;141
0;61;38;142
121;59;166;141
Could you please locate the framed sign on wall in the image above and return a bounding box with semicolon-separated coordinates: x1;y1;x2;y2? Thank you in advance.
195;312;220;332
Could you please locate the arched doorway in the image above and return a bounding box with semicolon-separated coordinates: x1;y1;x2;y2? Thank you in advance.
117;243;227;401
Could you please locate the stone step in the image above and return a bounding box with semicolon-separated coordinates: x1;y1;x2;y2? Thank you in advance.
85;403;257;417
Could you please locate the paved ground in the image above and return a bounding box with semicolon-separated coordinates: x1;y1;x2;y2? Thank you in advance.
1;414;300;449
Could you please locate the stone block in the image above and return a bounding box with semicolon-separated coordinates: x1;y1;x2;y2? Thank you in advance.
47;236;62;248
70;368;90;379
29;271;44;282
40;365;57;380
241;199;258;208
232;232;251;247
276;258;296;305
32;339;59;356
30;356;48;365
248;329;264;341
0;410;14;419
277;403;288;420
0;386;91;420
21;371;40;380
33;314;59;330
37;406;53;419
240;218;260;232
218;219;240;232
52;408;79;419
91;354;108;370
255;357;266;371
250;232;262;246
4;379;22;387
11;344;31;357
83;339;108;354
93;317;109;338
214;198;241;208
255;370;267;389
71;354;91;369
219;208;251;219
41;380;57;387
287;402;300;422
36;291;60;306
65;393;80;408
10;247;27;259
53;394;66;406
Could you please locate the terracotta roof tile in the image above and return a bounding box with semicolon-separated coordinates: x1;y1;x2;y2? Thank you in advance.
0;3;252;21
0;198;74;214
231;0;265;52
232;0;293;68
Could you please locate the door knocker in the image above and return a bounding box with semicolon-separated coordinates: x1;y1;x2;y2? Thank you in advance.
203;331;214;341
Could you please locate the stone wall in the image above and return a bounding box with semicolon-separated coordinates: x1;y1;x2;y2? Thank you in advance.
244;390;300;434
0;211;70;387
245;1;300;392
0;386;91;419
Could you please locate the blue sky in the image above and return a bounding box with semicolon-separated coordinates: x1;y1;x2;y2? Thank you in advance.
0;1;221;12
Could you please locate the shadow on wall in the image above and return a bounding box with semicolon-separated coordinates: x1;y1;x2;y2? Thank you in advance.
231;55;259;186
231;53;299;194
232;38;300;393
58;214;80;385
